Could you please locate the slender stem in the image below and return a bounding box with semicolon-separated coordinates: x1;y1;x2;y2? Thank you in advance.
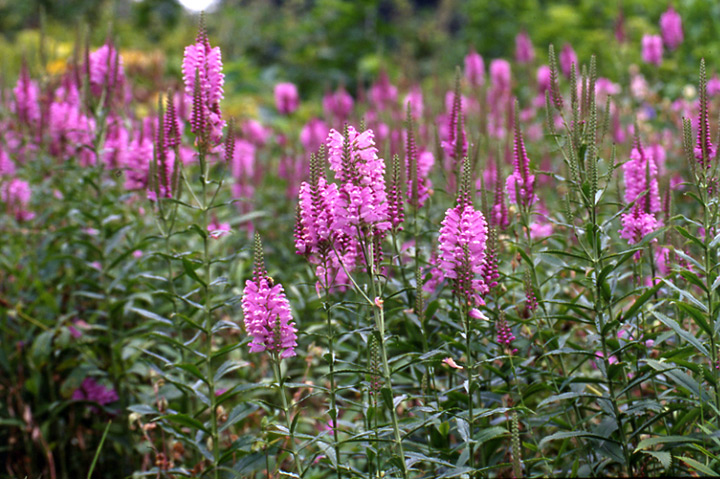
272;353;303;474
323;291;342;479
199;146;219;479
463;305;476;473
368;239;408;479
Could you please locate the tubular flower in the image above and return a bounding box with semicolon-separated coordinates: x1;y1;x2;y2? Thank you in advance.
88;43;128;103
2;178;35;221
438;203;490;307
182;27;225;144
13;64;41;126
464;49;485;87
623;141;661;213
327;126;390;232
275;82;300;115
323;86;354;121
242;236;298;358
641;35;663;66
295;169;357;291
506;118;536;208
660;6;683;50
619;206;661;245
515;31;535;64
559;43;578;78
696;66;715;169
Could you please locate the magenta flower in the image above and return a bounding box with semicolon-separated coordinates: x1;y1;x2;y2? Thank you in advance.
403;85;424;120
438;203;490;308
300;118;328;152
242;238;298;358
369;71;398;111
559;43;578;78
88;43;128;103
490;59;511;91
620;141;662;246
274;82;300;115
124;123;154;191
696;73;715;169
708;75;720;97
295;174;357;291
207;221;231;239
505;120;536;208
2;178;35;221
406;149;434;209
624;142;661;213
182;27;225;144
242;119;270;147
496;316;518;354
72;378;118;408
464;49;485;87
440;87;468;178
327;126;390;232
231;139;256;199
0;148;15;177
13;65;40;126
515;31;535;64
642;35;663;66
323;86;354;121
660;6;683;50
536;65;551;94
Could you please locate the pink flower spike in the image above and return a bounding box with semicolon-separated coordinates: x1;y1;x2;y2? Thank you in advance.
660;6;683;50
275;82;300;115
464;49;485;87
641;34;663;67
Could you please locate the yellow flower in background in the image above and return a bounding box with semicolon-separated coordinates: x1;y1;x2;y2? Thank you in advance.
47;59;67;76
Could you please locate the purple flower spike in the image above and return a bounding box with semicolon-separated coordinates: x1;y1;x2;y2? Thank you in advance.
275;82;300;115
660;6;683;51
242;235;298;358
182;23;225;145
464;49;485;88
642;34;663;66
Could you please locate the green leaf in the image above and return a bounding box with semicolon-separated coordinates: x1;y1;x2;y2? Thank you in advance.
87;421;112;479
129;307;173;326
182;258;206;287
219;404;257;433
474;426;508;445
456;417;470;443
159;413;209;434
213;359;250;383
677;456;719;476
636;435;702;451
675;301;713;337
176;363;207;384
621;283;662;322
641;450;671;471
652;311;709;356
539;431;616;448
675;225;705;250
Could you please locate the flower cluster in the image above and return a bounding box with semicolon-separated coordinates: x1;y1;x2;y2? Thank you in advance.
72;378;118;408
437;198;489;308
506;117;536;208
242;235;298;358
182;25;225;145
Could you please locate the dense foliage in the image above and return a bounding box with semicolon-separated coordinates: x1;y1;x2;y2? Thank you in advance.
4;4;720;479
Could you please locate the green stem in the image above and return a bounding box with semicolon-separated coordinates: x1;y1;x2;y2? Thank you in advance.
463;305;476;473
199;147;219;479
368;239;408;479
272;353;303;474
323;290;342;479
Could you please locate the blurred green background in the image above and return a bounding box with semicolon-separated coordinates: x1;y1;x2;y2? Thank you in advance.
2;0;719;104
